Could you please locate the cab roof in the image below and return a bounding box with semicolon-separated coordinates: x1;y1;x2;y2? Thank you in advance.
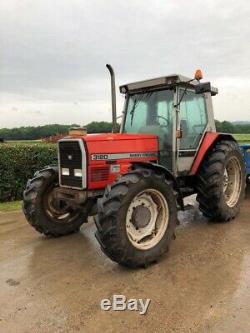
119;74;218;96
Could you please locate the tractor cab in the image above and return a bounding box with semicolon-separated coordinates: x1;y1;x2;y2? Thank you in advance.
120;74;218;175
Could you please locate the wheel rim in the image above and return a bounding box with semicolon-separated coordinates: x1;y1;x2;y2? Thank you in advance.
223;156;242;208
44;186;80;223
126;189;169;250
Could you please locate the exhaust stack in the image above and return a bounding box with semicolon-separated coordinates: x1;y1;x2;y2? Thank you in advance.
106;64;118;133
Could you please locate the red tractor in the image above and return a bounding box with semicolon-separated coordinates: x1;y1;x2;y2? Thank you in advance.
23;66;245;267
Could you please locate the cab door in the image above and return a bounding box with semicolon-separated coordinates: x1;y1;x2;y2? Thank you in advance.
177;89;208;174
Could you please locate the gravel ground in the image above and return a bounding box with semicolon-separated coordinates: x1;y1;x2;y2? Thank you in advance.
0;188;250;333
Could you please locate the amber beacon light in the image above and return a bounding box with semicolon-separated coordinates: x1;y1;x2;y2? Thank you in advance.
194;69;203;81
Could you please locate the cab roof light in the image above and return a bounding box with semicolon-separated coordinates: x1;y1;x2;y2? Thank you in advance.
194;69;203;81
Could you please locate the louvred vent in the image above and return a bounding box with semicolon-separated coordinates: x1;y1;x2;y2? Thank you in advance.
90;166;109;182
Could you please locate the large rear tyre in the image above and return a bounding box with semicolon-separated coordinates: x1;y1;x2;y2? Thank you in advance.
196;140;245;222
23;166;88;237
95;168;177;268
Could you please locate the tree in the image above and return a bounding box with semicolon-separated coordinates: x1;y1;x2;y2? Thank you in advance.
0;122;119;140
85;121;114;133
220;121;235;133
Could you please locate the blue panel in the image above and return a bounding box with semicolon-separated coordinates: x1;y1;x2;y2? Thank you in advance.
240;144;250;175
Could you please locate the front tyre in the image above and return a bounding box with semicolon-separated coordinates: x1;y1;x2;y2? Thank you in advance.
196;140;245;221
95;168;177;268
23;166;88;237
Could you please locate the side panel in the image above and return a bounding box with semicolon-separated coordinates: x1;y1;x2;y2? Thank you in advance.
240;144;250;176
190;132;220;175
86;137;158;189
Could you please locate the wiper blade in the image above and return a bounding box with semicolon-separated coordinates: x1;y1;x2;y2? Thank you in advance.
174;79;195;108
130;98;137;126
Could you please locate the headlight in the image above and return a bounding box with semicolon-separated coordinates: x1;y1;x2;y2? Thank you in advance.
61;168;70;176
74;169;82;177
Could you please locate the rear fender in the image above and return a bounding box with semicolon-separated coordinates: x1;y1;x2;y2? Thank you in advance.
191;132;236;175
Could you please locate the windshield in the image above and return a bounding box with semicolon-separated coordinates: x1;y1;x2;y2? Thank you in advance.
123;89;174;136
123;89;174;170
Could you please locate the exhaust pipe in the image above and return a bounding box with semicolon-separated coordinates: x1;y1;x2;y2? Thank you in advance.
106;64;118;133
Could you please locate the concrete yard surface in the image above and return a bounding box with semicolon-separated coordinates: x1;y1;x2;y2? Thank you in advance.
0;189;250;333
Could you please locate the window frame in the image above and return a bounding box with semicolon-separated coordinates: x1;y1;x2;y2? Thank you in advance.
177;87;208;151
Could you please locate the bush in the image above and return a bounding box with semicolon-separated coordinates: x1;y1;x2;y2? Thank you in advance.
0;143;57;202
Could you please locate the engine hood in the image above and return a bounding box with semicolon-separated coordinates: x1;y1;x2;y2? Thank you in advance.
80;133;159;163
83;133;157;142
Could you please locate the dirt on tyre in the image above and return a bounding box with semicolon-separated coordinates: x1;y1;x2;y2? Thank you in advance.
196;140;246;222
95;168;177;268
23;166;87;237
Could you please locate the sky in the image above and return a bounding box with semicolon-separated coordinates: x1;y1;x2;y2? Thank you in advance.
0;0;250;128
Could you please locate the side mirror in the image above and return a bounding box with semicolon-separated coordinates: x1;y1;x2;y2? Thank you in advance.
195;82;212;94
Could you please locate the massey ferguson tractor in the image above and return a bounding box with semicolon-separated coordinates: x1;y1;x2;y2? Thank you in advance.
23;65;246;268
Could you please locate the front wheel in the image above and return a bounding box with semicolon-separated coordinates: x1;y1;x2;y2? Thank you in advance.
23;166;88;237
95;168;177;268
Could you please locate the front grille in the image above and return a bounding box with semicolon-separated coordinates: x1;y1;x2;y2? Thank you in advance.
59;140;84;188
90;166;110;182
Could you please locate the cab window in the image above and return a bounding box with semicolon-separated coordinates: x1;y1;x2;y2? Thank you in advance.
179;89;207;150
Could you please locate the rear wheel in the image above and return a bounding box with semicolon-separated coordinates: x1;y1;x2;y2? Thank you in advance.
95;168;177;268
196;140;245;221
23;166;88;236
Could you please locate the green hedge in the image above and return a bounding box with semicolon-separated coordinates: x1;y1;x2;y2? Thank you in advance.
0;143;57;202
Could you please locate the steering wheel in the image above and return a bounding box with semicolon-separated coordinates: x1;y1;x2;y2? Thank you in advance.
152;115;169;126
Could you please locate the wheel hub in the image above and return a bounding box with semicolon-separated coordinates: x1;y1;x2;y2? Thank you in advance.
126;189;169;250
44;187;79;222
223;156;242;207
132;205;151;228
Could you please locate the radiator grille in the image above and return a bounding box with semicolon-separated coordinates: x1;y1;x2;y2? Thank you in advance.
59;140;84;188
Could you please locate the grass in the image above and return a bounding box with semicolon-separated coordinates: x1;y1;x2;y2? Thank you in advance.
0;140;56;147
0;201;22;212
233;134;250;143
5;140;43;145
